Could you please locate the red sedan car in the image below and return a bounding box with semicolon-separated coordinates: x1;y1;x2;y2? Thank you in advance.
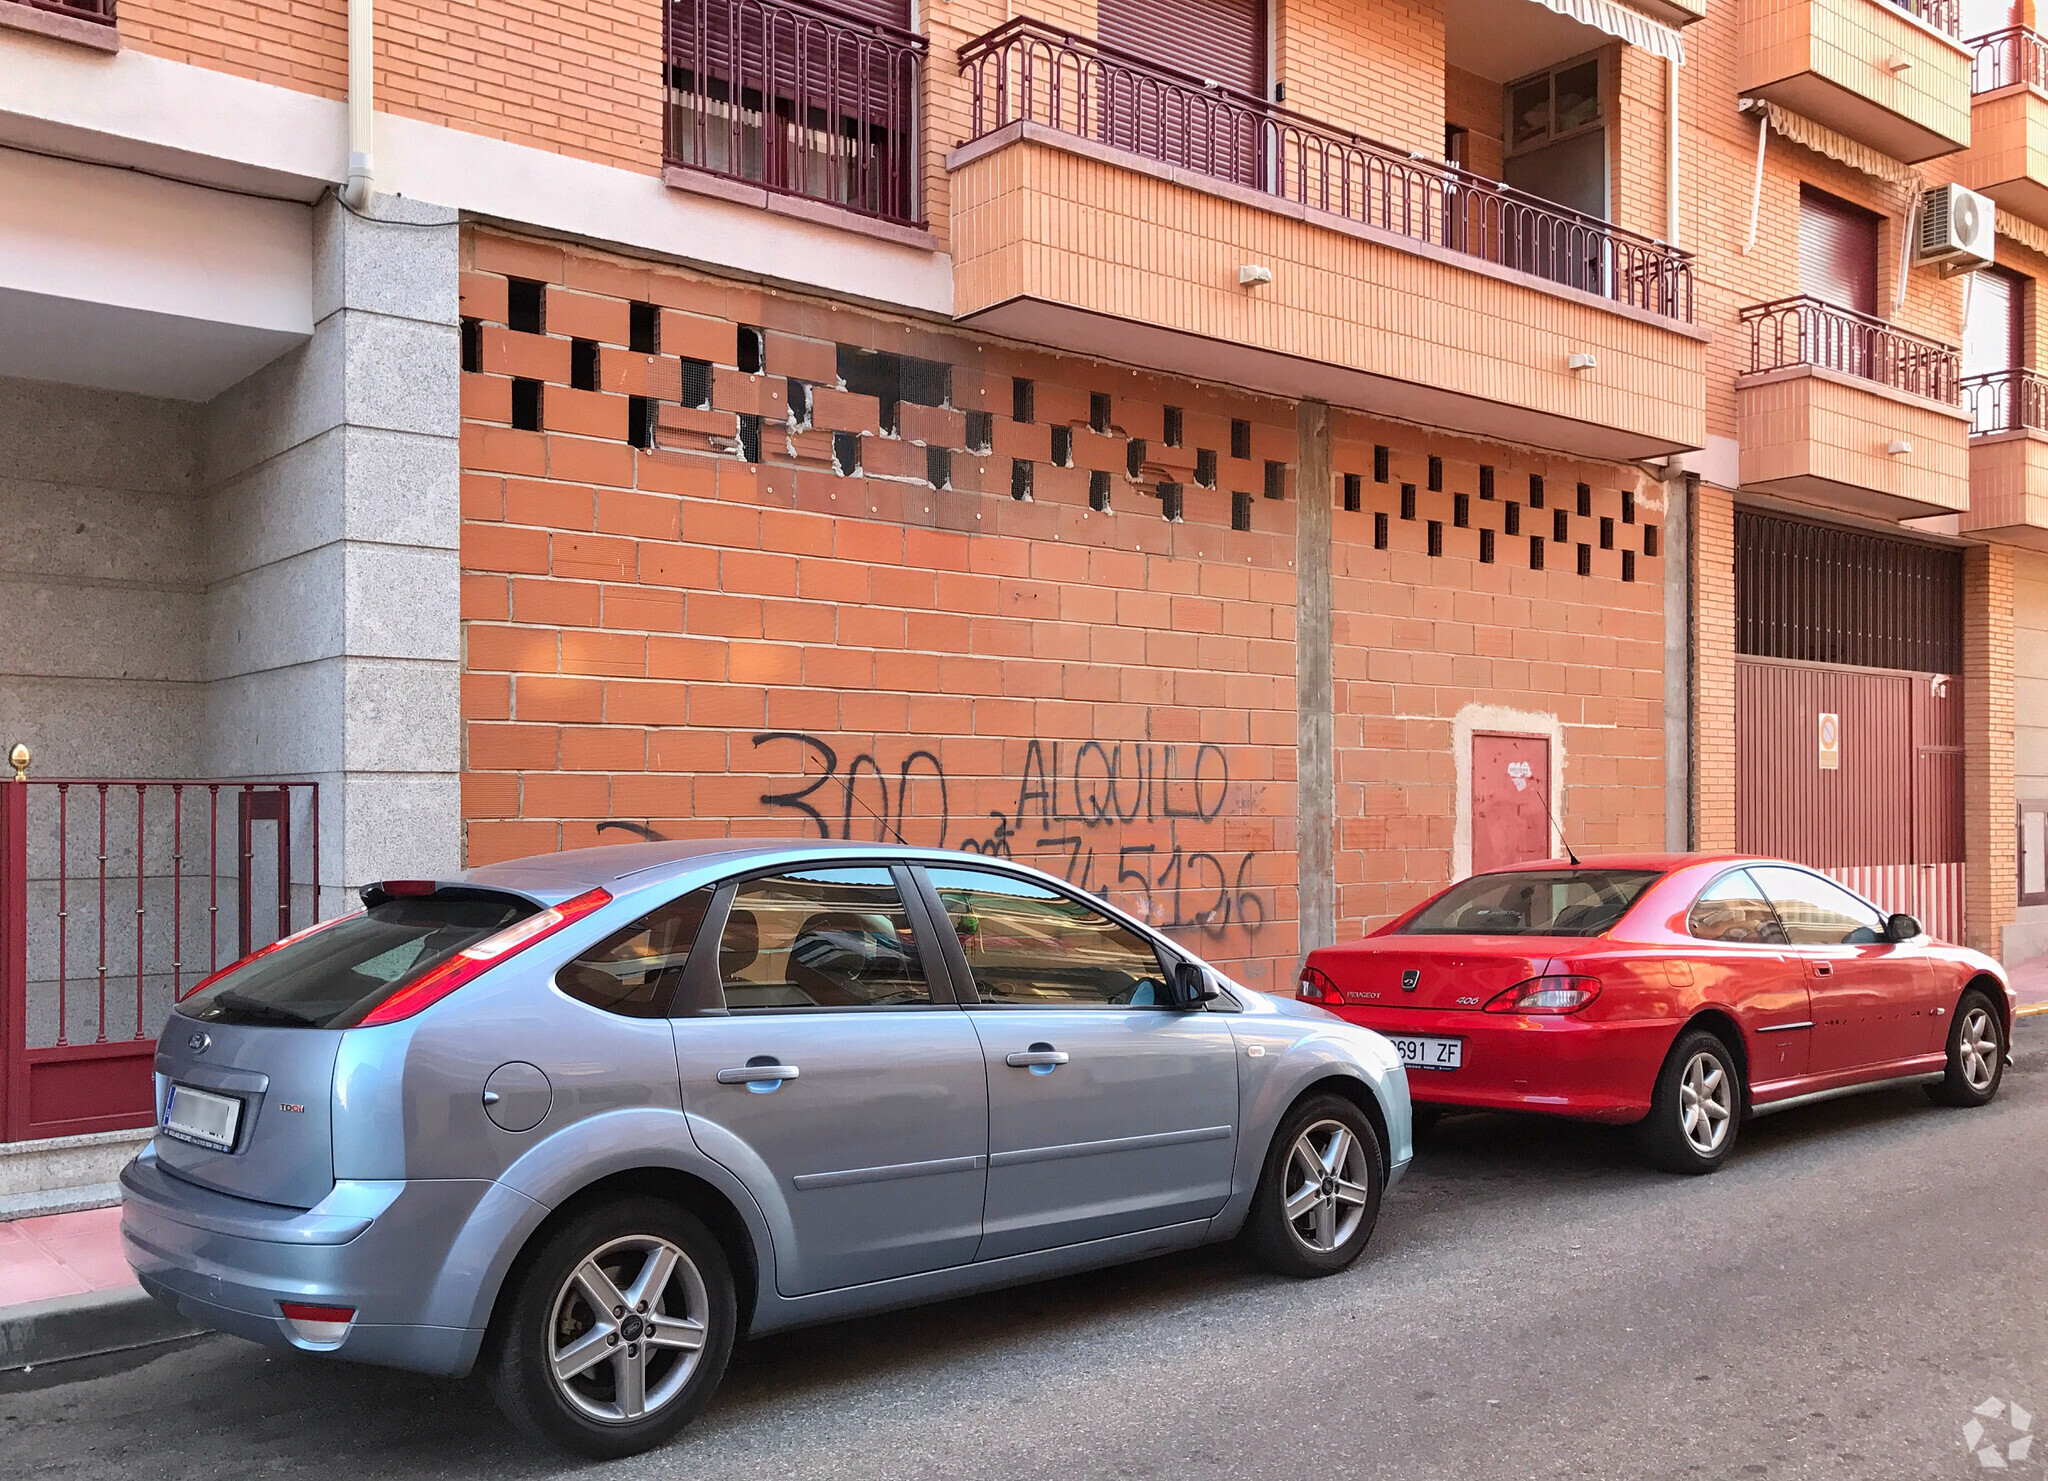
1298;855;2015;1174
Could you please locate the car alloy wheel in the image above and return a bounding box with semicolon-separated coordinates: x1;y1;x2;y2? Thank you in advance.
547;1234;710;1425
1958;1006;1999;1093
1282;1118;1373;1254
1678;1049;1733;1157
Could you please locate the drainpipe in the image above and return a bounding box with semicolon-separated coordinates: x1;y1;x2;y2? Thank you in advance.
339;0;374;209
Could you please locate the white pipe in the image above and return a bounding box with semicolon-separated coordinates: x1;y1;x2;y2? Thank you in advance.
340;0;374;209
1743;107;1766;254
1665;57;1679;246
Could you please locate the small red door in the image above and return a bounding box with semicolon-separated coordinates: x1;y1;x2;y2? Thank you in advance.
1471;733;1552;876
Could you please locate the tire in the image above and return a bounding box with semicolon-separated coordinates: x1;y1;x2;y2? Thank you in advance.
1641;1029;1741;1176
1928;989;2006;1108
1243;1093;1385;1278
484;1197;737;1460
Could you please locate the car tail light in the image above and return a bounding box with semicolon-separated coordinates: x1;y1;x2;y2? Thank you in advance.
1483;975;1601;1014
184;911;363;998
279;1302;355;1344
353;887;613;1027
1298;965;1340;1004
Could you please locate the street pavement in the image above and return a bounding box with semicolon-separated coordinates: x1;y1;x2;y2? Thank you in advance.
6;1022;2045;1481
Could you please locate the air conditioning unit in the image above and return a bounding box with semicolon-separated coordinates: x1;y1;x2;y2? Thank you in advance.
1916;183;1995;274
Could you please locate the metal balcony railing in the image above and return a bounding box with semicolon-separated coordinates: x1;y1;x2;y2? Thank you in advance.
1962;368;2048;433
1968;25;2048;92
9;0;116;23
1891;0;1960;39
664;0;926;226
957;16;1694;323
1741;296;1960;404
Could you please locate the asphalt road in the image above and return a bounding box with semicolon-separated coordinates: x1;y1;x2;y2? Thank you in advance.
7;1023;2047;1481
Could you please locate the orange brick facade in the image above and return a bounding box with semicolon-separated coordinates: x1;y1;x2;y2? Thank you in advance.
458;230;1666;990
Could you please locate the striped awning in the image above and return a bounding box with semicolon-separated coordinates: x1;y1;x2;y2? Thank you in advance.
1530;0;1686;63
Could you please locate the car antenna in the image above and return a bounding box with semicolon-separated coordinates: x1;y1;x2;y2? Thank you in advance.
801;749;909;847
1534;777;1579;866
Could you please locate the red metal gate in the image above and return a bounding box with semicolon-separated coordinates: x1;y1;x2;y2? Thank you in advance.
0;767;319;1143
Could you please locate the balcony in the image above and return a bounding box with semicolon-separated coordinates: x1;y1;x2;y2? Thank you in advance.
1955;28;2048;225
1737;296;1970;518
662;0;927;239
1737;0;1972;163
946;18;1706;463
0;0;117;46
1960;369;2048;545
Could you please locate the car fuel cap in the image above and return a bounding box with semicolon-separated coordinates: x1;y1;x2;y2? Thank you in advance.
482;1062;552;1133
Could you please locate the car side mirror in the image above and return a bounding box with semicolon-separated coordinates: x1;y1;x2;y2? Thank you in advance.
1885;913;1922;943
1167;961;1219;1010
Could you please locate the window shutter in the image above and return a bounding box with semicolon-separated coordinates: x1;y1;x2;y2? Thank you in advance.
1798;187;1881;316
1096;0;1266;98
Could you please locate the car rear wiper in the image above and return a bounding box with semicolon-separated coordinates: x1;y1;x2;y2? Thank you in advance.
201;991;322;1028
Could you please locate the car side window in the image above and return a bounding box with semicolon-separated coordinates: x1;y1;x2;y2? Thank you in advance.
716;868;933;1010
1752;866;1888;946
925;867;1168;1007
1687;870;1787;945
557;887;713;1018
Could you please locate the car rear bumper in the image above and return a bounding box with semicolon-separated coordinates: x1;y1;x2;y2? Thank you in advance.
119;1145;506;1377
1328;1007;1674;1124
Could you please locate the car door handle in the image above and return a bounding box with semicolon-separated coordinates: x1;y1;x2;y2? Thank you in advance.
716;1064;800;1084
1005;1049;1069;1068
1813;963;1833;976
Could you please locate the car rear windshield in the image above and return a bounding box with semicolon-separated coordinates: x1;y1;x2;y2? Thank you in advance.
1396;869;1663;937
181;890;539;1029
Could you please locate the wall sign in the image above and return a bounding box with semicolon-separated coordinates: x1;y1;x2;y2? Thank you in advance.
1817;711;1841;771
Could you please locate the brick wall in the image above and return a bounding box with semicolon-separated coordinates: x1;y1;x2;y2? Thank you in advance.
458;230;1665;991
1444;65;1502;182
120;0;346;99
1693;484;1737;852
1964;542;2017;956
1275;0;1445;157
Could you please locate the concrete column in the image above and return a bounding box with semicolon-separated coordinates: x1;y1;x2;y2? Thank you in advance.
1296;399;1335;960
1963;543;2016;958
1663;471;1695;851
200;193;462;917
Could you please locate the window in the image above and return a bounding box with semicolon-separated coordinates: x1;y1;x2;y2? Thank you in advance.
1963;265;2025;434
1751;867;1888;945
1687;869;1786;944
1397;869;1661;937
1506;57;1601;154
926;867;1168;1006
1798;186;1879;318
558;889;712;1017
716;868;933;1009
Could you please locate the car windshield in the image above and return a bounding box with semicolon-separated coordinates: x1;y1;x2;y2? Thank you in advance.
1396;869;1663;937
181;890;539;1029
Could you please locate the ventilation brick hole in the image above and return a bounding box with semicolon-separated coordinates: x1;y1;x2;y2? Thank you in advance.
1479;465;1495;500
1011;459;1033;500
1644;523;1661;557
1013;378;1035;424
1374;445;1390;483
1622;550;1637;583
460;318;482;373
834;431;862;476
1530;535;1545;570
1051;426;1074;468
1343;473;1362;512
1161;483;1184;522
627;396;654;450
1454;492;1469;528
1163;406;1184;447
1401;483;1417;521
1089;469;1112;512
1529;474;1545;508
965;410;993;453
927;446;951;490
506;278;544;334
1231;419;1251;460
571;339;599;392
629;301;659;355
738;413;762;464
1232;491;1253;531
737;325;765;375
1427;520;1443;557
1374;511;1389;549
1622;487;1636;524
1090;392;1112;434
1577;542;1592;577
1553;509;1569;543
679;358;713;411
510;378;542;431
1196;449;1218;488
1600;516;1615;550
1505;502;1521;536
1577;482;1592;517
1264;461;1285;500
1127;438;1147;479
1480;528;1495;564
788;380;813;429
1427;455;1443;492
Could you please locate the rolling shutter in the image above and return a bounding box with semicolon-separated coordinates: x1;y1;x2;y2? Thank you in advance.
1097;0;1265;97
1798;186;1880;316
1962;266;2022;378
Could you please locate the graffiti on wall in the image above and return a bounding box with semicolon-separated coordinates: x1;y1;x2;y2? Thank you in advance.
750;732;1269;943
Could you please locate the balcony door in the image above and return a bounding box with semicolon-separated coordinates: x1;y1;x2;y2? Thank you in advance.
1798;186;1881;378
1096;0;1266;184
1963;266;2025;432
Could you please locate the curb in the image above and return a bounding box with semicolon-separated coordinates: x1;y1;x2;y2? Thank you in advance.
0;1285;204;1373
2019;1004;2048;1019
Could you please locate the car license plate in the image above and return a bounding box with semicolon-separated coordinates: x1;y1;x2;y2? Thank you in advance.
162;1084;242;1151
1388;1035;1463;1072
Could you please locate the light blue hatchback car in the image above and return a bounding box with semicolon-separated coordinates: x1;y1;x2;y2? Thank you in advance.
123;840;1411;1457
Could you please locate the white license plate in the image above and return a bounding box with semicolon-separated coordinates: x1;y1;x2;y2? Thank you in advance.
1388;1035;1463;1072
162;1084;242;1151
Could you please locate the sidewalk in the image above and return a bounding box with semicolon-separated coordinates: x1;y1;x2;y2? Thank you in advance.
0;1205;198;1370
2010;956;2048;1015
